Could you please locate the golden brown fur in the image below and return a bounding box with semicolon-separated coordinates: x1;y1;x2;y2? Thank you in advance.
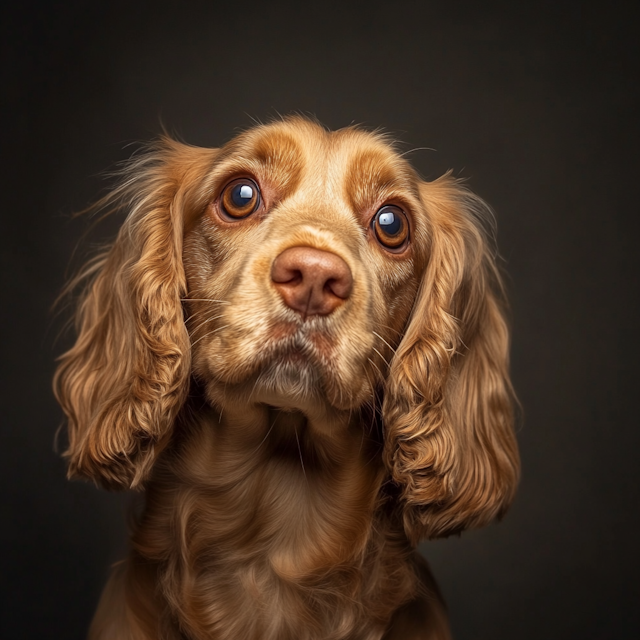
54;117;519;639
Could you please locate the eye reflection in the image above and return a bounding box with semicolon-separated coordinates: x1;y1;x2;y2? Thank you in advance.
238;185;253;200
372;205;409;250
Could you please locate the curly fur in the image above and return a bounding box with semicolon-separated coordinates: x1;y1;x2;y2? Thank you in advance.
54;117;519;640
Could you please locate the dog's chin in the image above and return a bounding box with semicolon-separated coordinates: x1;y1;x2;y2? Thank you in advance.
205;345;369;414
253;356;322;406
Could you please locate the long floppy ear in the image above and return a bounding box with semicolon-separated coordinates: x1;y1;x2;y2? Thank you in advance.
53;138;216;489
383;174;520;542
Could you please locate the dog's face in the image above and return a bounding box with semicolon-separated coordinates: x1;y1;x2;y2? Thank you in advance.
183;120;426;417
54;117;519;540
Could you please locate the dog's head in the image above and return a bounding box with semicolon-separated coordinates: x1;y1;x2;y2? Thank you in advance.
54;117;519;540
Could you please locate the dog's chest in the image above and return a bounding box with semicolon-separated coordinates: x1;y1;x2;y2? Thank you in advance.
142;446;414;639
164;513;412;640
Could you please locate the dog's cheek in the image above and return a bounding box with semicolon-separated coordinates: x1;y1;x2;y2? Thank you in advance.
183;226;220;296
182;235;278;386
362;245;419;355
182;224;241;379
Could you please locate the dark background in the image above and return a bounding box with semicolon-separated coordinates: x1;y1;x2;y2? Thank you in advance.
2;1;639;638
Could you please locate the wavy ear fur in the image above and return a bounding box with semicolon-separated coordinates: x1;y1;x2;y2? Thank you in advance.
383;174;520;542
54;138;216;489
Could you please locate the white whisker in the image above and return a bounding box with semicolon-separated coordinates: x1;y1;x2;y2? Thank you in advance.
367;357;384;379
190;325;229;347
247;372;263;404
376;321;403;337
372;331;397;356
399;146;436;157
254;413;278;454
294;426;307;481
188;313;225;337
371;347;390;368
181;298;230;303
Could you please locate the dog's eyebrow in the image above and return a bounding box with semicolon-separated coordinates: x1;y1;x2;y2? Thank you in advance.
218;130;304;198
344;147;419;214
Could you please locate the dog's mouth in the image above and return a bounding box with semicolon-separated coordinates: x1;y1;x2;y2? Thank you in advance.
260;330;328;375
237;324;360;408
194;312;374;412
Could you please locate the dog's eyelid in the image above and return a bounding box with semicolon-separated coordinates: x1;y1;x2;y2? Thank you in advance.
212;170;260;194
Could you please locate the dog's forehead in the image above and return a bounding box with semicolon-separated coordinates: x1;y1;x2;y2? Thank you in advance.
224;120;420;209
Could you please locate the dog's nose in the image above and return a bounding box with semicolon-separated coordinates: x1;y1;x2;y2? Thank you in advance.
271;246;353;317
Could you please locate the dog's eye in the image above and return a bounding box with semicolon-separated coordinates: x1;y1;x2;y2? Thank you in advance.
372;205;409;250
220;178;261;219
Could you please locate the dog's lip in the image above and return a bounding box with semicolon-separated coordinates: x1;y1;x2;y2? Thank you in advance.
262;329;334;368
269;336;317;360
266;322;333;349
266;322;299;343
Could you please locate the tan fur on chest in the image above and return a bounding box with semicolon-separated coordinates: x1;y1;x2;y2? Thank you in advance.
130;412;416;640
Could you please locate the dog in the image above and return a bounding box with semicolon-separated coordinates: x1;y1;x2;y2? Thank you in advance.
54;117;520;640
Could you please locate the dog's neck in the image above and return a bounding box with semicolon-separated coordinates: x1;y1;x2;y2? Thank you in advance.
214;403;383;570
212;400;377;474
132;403;413;638
140;401;386;567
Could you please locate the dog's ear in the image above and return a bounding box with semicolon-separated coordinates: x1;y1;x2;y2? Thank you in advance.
383;174;520;542
54;138;217;489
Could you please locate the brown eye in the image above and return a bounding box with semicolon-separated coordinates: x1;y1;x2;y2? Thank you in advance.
372;205;409;250
220;178;261;219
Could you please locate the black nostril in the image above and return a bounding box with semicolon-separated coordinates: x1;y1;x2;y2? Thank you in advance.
286;270;303;285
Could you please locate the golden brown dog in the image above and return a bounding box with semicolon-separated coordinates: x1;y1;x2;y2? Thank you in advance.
54;117;519;639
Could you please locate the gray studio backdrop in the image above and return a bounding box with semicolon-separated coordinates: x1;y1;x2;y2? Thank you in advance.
2;1;638;639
